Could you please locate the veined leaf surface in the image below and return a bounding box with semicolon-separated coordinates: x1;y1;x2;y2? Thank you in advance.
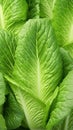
4;92;24;129
28;0;54;19
52;0;73;57
0;0;28;34
47;70;73;130
13;19;62;104
0;30;16;76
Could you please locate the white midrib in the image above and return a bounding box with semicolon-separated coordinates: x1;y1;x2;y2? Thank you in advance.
36;41;41;98
0;4;4;29
18;90;32;128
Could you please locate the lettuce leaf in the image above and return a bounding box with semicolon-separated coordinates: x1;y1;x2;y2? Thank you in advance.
5;19;63;129
0;30;16;76
60;48;73;76
52;0;73;57
12;19;62;104
52;109;73;130
4;92;24;130
0;0;28;34
0;72;6;106
0;114;7;130
28;0;54;19
10;85;47;130
47;70;73;130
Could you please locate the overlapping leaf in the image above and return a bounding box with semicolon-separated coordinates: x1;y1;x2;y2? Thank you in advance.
52;109;73;130
52;0;73;57
4;92;24;130
47;70;73;130
60;48;73;76
28;0;53;19
0;0;28;34
5;19;63;129
12;19;62;104
10;85;47;130
0;30;16;76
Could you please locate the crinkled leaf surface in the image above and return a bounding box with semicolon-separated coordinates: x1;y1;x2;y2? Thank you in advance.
66;109;73;130
40;0;52;18
47;70;73;130
10;85;47;130
27;0;40;18
6;19;63;129
52;0;73;57
28;0;54;19
12;19;62;104
4;92;24;130
0;30;16;76
52;109;73;130
0;0;28;34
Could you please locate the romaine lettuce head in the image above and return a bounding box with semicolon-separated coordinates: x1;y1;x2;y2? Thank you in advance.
6;18;63;130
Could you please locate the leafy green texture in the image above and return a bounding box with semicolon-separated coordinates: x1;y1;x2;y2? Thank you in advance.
28;0;54;19
52;0;73;57
47;70;73;130
13;19;62;103
10;85;47;130
67;110;73;130
52;109;73;130
0;0;28;34
27;0;40;18
40;0;52;18
64;43;73;58
4;92;24;130
0;72;6;116
6;19;62;129
0;30;16;76
0;114;7;130
60;48;73;76
0;72;6;106
0;1;73;129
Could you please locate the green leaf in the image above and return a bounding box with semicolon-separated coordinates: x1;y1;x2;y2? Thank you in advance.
0;114;7;130
6;19;62;129
12;19;62;104
67;109;73;130
27;0;40;18
10;85;47;130
60;48;73;76
4;92;24;130
0;72;6;106
64;43;73;58
52;109;73;130
5;76;59;130
0;0;28;34
0;30;16;76
46;70;73;130
28;0;54;19
52;0;73;49
40;0;52;18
